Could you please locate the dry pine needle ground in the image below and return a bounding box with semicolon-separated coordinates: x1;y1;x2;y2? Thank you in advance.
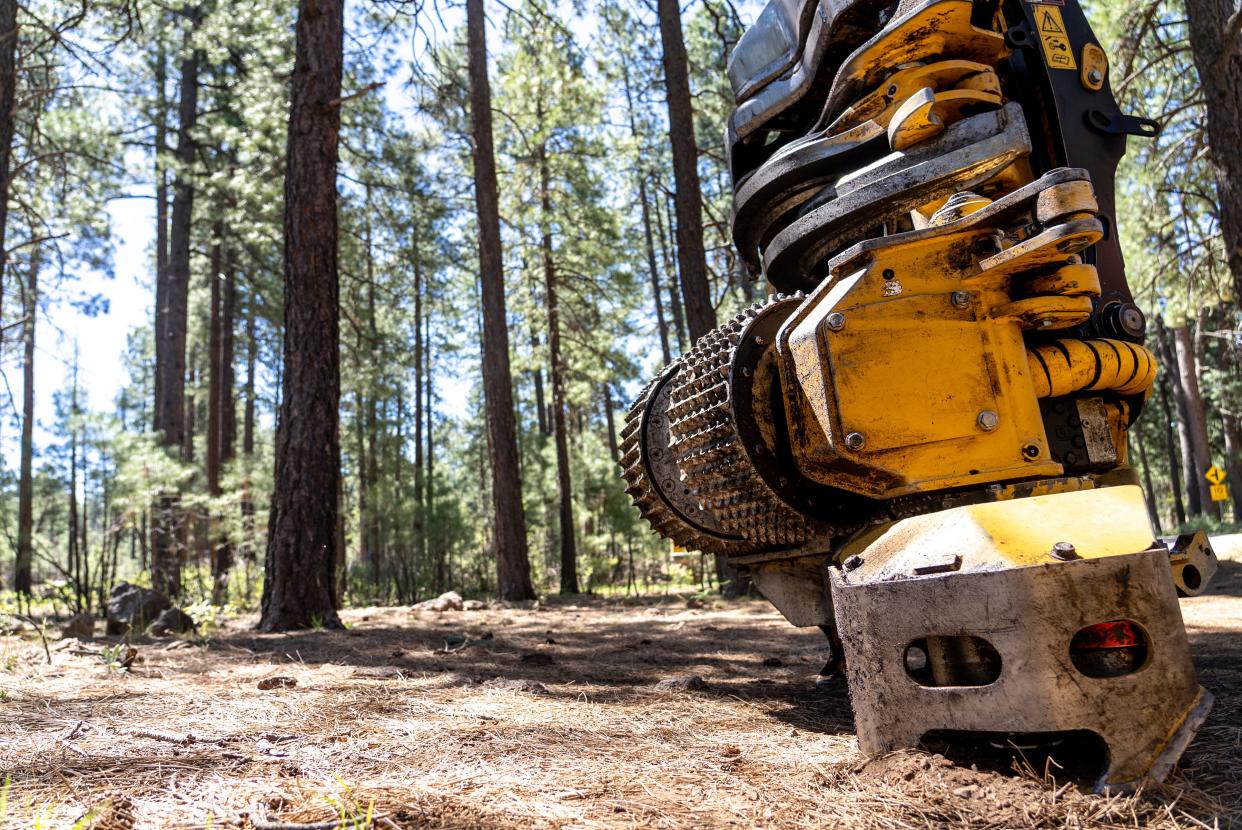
1;570;1240;830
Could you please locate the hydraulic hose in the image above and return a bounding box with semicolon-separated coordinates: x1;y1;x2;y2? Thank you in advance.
1027;338;1156;398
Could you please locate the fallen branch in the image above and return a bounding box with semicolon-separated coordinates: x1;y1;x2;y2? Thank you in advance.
127;727;225;746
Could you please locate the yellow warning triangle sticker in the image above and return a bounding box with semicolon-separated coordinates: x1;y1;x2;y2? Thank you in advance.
1040;9;1064;33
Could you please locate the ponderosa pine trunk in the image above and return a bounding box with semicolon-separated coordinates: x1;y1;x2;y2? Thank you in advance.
538;137;578;595
1173;322;1220;519
1157;379;1187;527
152;36;169;431
1185;0;1242;300
620;59;672;364
14;250;37;596
1155;317;1200;517
151;10;200;598
0;0;18;344
259;0;345;631
657;0;715;342
466;0;535;601
653;185;688;352
207;227;236;604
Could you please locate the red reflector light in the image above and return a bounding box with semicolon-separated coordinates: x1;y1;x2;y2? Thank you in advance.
1071;620;1142;651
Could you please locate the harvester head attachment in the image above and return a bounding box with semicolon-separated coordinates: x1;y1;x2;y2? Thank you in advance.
621;0;1213;791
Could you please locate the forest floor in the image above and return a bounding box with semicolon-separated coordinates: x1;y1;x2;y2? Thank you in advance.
2;546;1242;829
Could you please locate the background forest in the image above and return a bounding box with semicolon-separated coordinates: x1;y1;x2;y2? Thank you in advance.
0;0;1237;618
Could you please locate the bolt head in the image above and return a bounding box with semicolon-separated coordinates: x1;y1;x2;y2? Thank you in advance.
1087;68;1103;85
1021;442;1041;460
844;431;866;451
843;555;864;571
951;290;971;309
977;409;1000;431
1051;541;1080;561
1119;304;1146;337
753;335;767;346
826;312;846;332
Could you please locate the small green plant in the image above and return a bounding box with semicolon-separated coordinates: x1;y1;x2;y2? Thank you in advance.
3;654;18;671
99;641;133;672
0;689;10;703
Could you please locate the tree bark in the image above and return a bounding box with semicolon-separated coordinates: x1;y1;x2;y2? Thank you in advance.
1173;322;1220;519
1157;378;1187;527
207;228;235;604
1185;0;1242;301
152;9;200;597
657;0;716;342
653;182;687;351
259;0;345;631
14;249;37;595
602;383;619;464
621;59;672;364
0;0;17;344
1222;411;1242;521
153;35;169;431
538;138;578;595
1154;317;1201;517
466;0;535;601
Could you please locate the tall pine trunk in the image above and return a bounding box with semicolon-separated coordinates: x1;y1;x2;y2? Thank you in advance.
151;10;201;598
1185;0;1242;300
538;138;578;595
466;0;535;601
14;249;37;596
0;0;17;344
621;59;672;364
1173;322;1220;519
259;0;345;631
654;183;688;352
657;0;715;342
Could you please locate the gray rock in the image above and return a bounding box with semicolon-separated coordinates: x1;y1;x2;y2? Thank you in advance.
106;582;171;636
654;674;707;692
412;591;464;612
462;599;487;611
59;612;95;639
146;607;196;636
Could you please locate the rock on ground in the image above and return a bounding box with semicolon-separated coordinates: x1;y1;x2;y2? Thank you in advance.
413;591;464;612
106;583;171;636
146;607;196;637
59;612;95;640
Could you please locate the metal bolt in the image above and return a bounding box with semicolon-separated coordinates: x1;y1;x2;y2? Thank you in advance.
742;366;752;377
826;312;846;332
844;431;866;451
951;290;971;309
1022;442;1041;460
1087;68;1103;86
977;410;999;431
843;555;864;571
1036;318;1054;328
1120;304;1146;337
753;335;767;346
1051;541;1080;561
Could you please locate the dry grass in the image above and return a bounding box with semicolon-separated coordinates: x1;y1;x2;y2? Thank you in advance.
0;585;1238;829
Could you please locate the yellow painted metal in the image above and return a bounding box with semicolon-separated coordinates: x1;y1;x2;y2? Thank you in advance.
777;178;1112;497
837;484;1156;572
887;88;1005;150
1081;43;1108;90
823;0;1009;121
826;60;1001;135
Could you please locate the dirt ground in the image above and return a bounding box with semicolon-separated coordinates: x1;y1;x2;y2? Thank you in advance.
2;547;1241;829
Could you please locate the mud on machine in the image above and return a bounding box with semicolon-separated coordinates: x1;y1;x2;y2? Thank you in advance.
620;0;1218;790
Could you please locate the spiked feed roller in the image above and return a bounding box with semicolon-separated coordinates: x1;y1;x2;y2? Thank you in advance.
621;0;1218;791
